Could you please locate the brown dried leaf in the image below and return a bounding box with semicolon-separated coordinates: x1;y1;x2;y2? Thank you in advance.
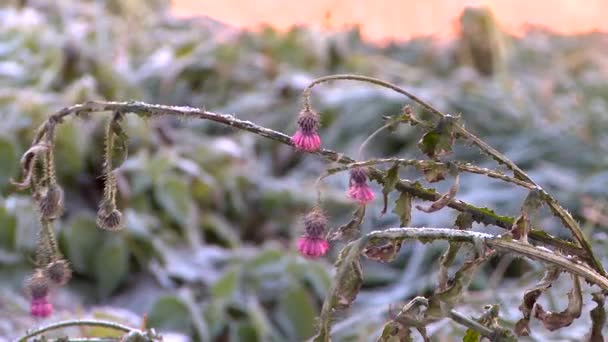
416;173;459;213
514;267;561;336
588;292;605;342
510;214;530;243
12;142;49;190
363;239;403;263
419;163;448;183
328;206;365;242
534;275;582;331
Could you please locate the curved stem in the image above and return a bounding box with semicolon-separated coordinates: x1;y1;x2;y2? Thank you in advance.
357;123;391;160
18;319;133;342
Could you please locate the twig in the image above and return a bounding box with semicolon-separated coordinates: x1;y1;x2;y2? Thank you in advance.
449;310;495;338
366;228;608;291
17;319;133;342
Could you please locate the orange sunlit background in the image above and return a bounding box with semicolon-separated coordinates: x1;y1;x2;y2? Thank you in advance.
172;0;608;42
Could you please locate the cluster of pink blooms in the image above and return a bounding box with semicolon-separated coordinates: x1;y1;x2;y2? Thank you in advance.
30;296;53;317
292;108;376;259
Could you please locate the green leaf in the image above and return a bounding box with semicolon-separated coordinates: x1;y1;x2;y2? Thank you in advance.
60;214;105;275
0;137;17;189
154;174;195;227
94;234;129;298
278;285;317;341
229;322;259;342
417;118;455;159
211;266;241;300
334;245;363;310
393;192;412;227
381;163;400;214
462;329;481;342
148;295;192;333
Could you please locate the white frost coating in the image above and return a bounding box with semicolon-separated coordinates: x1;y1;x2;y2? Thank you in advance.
535;246;553;253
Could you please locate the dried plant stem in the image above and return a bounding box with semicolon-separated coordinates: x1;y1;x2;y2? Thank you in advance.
18;319;133;342
366;228;608;291
15;101;590;261
449;310;495;337
302;74;604;276
326;158;535;190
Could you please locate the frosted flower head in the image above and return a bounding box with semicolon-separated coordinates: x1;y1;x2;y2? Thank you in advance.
297;209;329;259
347;167;375;205
291;108;321;151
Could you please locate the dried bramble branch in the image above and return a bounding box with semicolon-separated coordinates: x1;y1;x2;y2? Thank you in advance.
302;74;604;276
13;71;607;340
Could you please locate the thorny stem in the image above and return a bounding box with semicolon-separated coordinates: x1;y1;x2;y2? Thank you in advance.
14;101;593;262
366;228;608;291
18;319;133;342
325;158;536;190
302;74;604;276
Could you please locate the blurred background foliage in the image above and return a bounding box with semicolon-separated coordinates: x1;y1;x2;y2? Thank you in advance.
1;0;608;341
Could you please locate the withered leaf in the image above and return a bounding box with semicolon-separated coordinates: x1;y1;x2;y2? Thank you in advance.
393;191;412;227
416;173;459;213
381;163;400;214
514;267;561;336
328;206;365;242
454;212;474;230
534;275;582;331
419;163;448;183
417;117;456;159
363;239;403;263
588;292;605;342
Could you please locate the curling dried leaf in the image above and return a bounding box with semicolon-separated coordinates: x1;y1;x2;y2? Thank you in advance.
417;118;455;159
381;163;400;214
588;292;605;342
534;275;582;331
437;242;460;290
328;206;365;242
419;163;448;183
416;173;459;213
522;189;543;213
333;243;363;310
510;214;530;242
393;192;412;227
514;267;561;336
363;238;403;263
12;142;49;189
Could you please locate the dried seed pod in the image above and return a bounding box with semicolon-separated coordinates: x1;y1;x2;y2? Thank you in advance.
97;208;123;231
44;259;72;286
26;270;51;300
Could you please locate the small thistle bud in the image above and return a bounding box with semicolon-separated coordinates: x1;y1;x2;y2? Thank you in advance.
26;270;53;318
297;209;329;259
97;208;123;231
44;259;72;286
347;167;375;205
291;108;321;152
26;270;50;300
38;184;64;219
